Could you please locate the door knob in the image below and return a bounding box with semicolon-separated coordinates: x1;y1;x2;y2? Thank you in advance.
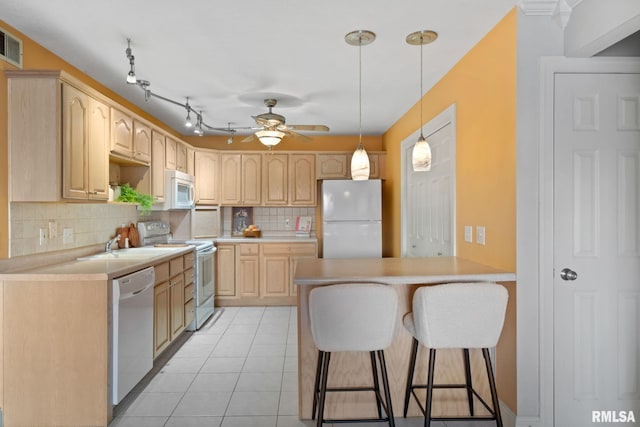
560;268;578;281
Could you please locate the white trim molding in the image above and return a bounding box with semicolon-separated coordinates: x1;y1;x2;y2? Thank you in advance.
518;0;573;28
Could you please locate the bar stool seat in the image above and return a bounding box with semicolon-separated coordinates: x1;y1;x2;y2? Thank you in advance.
403;282;508;427
309;283;398;427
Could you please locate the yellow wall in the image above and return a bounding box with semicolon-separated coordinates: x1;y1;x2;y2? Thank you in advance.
382;10;517;272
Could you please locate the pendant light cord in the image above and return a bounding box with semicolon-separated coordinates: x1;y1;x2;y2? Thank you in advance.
358;33;363;147
419;36;424;139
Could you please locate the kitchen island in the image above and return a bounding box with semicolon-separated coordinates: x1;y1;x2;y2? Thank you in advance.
294;256;517;420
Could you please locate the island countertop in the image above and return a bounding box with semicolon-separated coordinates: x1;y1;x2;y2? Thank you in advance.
294;256;516;286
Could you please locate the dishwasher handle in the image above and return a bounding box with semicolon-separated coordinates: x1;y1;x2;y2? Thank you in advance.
119;279;154;300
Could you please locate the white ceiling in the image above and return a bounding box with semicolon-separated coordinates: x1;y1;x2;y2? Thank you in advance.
2;0;521;139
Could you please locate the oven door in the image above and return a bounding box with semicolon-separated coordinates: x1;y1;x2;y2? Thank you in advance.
196;247;215;305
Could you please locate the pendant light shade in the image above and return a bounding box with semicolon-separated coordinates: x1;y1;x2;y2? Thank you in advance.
346;30;375;181
351;144;370;180
412;134;432;171
407;30;438;172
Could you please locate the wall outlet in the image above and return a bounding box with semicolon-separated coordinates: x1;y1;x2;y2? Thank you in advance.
476;226;486;245
464;226;473;242
39;228;47;246
48;220;57;239
62;227;74;244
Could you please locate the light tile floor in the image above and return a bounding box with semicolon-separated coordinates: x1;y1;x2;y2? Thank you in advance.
109;306;496;427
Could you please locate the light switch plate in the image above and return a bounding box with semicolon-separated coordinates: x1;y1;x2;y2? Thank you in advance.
39;228;47;246
476;226;486;245
63;227;74;244
464;226;473;242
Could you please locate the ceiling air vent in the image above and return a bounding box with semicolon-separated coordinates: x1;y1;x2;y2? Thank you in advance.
0;27;22;68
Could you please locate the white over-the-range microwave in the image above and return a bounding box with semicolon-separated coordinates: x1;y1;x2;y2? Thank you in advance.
152;170;195;210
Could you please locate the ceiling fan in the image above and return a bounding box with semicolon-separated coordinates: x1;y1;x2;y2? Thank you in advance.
242;98;329;147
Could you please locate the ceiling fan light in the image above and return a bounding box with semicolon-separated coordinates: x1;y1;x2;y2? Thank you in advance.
256;130;285;147
351;143;370;180
412;134;432;171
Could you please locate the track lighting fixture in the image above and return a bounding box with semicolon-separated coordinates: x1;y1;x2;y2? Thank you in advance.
194;112;204;136
124;38;247;139
125;38;136;84
185;98;193;128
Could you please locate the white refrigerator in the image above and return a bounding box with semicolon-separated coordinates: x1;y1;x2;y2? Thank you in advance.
322;179;382;258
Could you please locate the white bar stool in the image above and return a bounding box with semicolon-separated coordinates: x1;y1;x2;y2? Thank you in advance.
402;282;508;427
309;283;398;427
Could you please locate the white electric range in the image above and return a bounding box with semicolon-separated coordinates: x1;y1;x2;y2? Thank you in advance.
137;221;216;330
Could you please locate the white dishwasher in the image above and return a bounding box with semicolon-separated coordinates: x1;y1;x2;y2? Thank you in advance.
111;266;155;405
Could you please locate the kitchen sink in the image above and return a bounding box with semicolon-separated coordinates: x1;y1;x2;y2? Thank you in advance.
77;247;181;261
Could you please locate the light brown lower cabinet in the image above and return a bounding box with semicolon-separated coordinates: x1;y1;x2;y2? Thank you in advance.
215;241;317;306
153;252;194;359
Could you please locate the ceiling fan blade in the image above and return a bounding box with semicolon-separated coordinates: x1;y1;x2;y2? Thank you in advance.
241;134;257;143
286;130;312;142
286;124;330;132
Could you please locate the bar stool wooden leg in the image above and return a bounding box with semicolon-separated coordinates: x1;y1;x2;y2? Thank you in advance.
483;348;504;427
463;348;475;415
404;337;419;417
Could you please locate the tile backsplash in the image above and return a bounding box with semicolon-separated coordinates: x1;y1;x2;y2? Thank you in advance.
221;206;316;236
9;203;317;258
10;202;141;257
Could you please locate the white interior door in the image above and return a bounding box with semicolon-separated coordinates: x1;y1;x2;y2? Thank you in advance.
402;105;456;257
554;72;640;426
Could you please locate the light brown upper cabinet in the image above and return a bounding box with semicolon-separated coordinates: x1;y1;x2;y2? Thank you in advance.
194;149;220;205
132;120;152;164
110;107;133;158
262;153;315;206
7;70;111;202
165;137;177;170
263;154;288;205
110;109;151;165
176;142;188;173
151;130;166;203
62;84;110;201
220;153;261;206
289;154;316;205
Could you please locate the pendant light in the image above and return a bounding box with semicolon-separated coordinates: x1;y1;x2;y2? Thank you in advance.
346;30;375;181
407;30;438;171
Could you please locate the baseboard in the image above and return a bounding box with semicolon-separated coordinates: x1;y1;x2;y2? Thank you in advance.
500;399;517;427
515;415;542;427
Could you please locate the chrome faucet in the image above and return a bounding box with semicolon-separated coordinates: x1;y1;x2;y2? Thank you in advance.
105;234;121;252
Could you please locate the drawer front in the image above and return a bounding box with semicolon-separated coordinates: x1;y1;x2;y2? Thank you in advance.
184;283;194;302
261;243;317;256
184;298;195;326
184;251;195;268
170;256;184;276
155;262;170;284
239;243;259;255
288;243;317;256
184;267;194;285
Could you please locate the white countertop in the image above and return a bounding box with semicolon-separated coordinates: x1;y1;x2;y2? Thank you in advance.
294;256;516;286
0;246;195;280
